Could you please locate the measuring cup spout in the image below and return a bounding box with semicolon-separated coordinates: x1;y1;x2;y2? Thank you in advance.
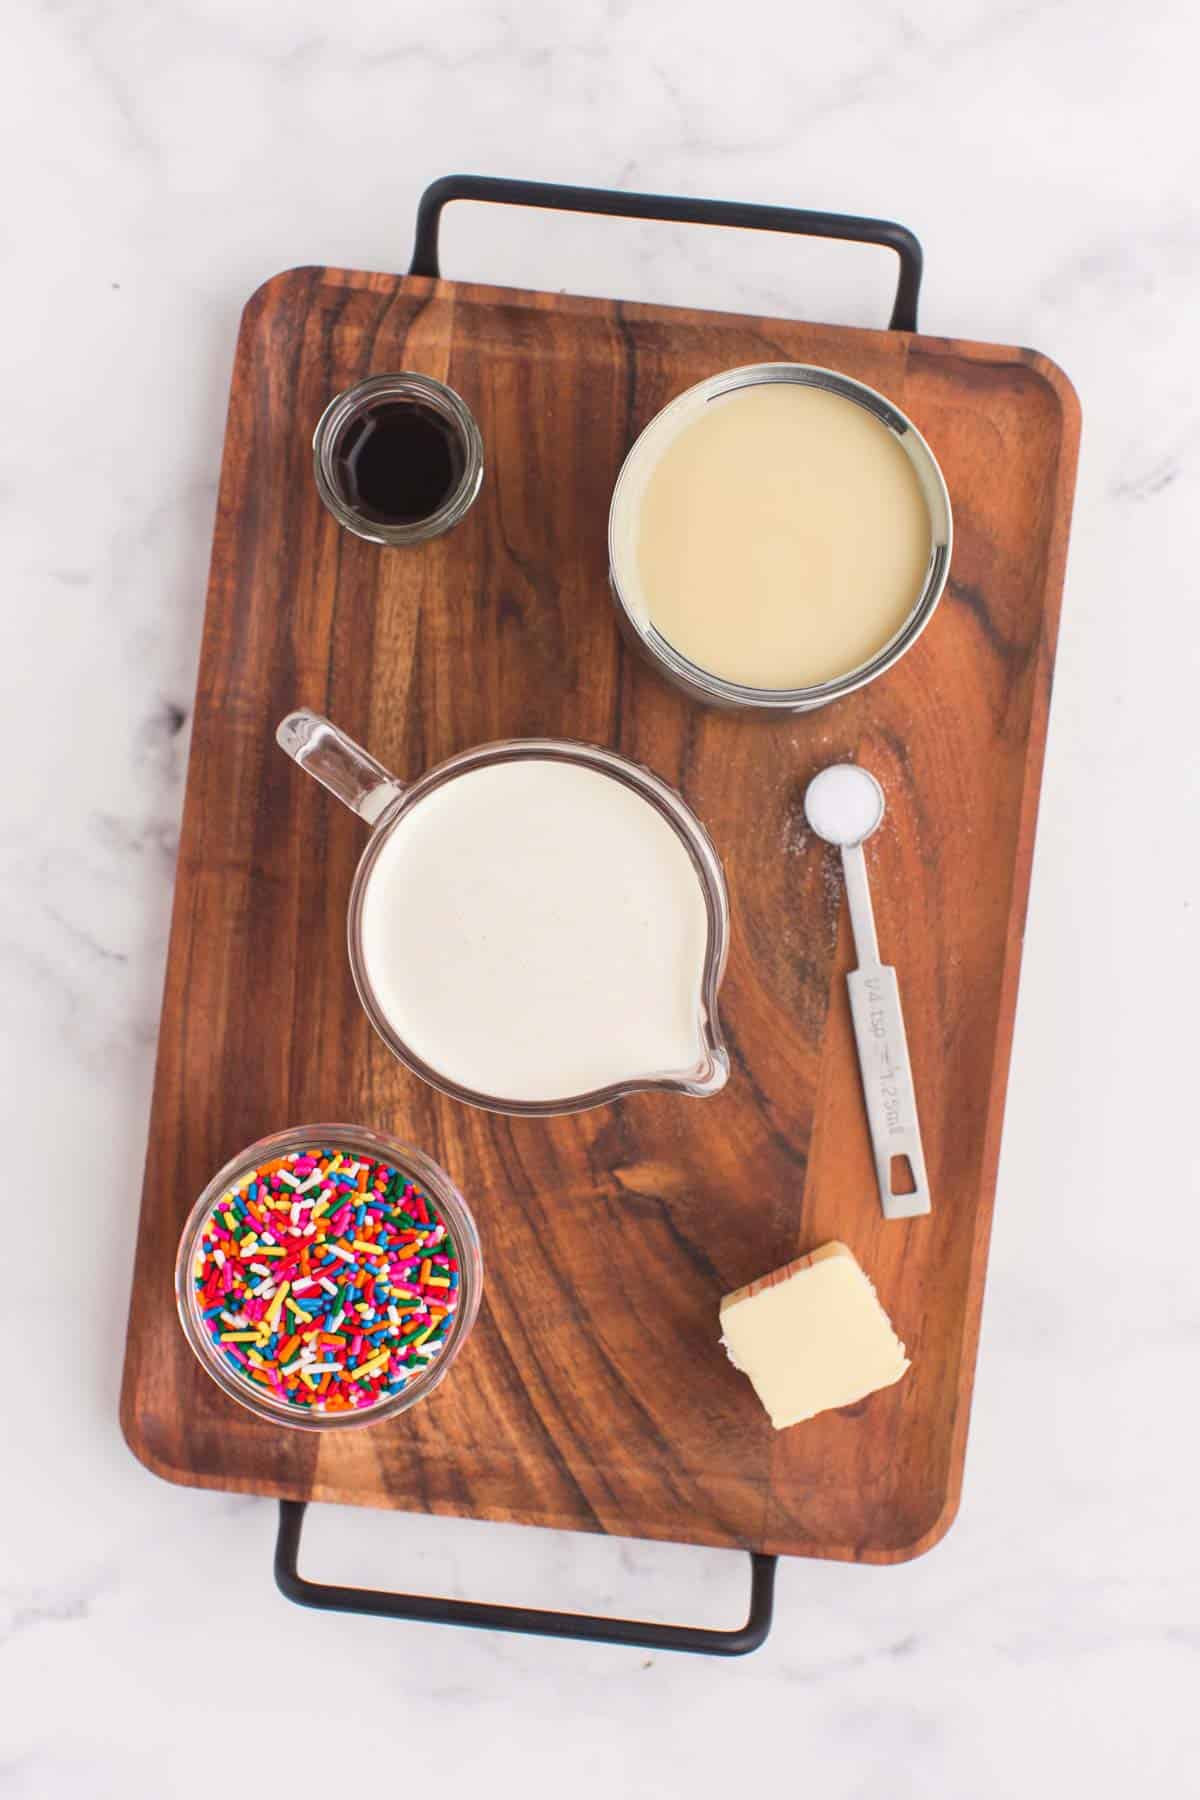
276;711;405;826
679;1034;730;1098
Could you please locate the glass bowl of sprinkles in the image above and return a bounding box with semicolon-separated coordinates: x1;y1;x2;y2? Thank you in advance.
174;1124;482;1430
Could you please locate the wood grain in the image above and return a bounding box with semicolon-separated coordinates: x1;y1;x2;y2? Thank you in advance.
119;268;1079;1561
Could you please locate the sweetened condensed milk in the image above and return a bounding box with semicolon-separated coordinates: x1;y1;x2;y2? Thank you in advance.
634;381;932;689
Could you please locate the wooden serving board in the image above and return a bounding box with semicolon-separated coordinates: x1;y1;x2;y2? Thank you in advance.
120;267;1078;1562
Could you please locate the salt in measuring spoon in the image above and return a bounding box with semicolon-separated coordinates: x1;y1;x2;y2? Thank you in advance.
804;764;931;1220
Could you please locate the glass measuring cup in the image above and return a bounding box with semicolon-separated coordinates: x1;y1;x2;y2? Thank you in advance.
276;712;731;1115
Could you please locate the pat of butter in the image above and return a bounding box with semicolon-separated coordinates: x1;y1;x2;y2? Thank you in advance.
719;1242;909;1430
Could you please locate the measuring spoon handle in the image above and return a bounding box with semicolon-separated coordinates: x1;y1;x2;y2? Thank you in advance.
846;963;931;1220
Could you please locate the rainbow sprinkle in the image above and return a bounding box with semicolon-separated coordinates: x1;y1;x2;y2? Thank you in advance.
190;1146;461;1415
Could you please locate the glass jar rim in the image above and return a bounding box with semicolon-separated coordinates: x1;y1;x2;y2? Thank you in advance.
312;372;484;547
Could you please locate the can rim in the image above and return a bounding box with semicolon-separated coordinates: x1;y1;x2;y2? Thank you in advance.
608;362;953;713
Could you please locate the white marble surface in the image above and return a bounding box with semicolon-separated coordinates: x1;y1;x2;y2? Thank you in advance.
3;0;1199;1792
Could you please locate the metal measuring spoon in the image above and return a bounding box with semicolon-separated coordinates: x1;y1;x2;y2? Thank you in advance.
804;764;931;1220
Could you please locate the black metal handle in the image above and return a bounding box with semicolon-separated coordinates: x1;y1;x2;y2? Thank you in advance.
275;1500;777;1656
409;173;922;331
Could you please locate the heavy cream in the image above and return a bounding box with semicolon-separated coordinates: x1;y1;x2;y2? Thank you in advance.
633;381;932;689
358;757;714;1104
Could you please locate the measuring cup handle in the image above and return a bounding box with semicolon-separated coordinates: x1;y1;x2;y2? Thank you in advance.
276;711;404;825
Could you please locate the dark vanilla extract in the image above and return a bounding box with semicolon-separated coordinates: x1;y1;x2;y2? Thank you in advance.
333;401;465;525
